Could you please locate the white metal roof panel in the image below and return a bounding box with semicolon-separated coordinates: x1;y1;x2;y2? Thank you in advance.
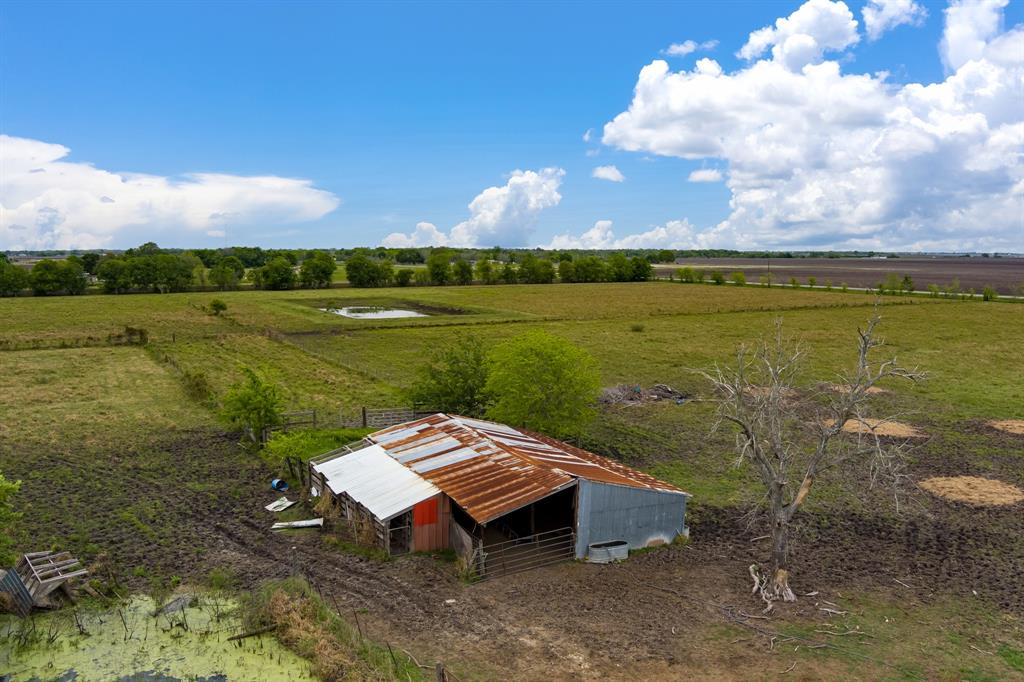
312;444;440;521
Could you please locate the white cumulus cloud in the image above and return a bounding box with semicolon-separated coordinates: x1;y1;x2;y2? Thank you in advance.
380;221;449;248
381;168;565;248
940;0;1008;71
663;39;719;57
738;0;860;71
862;0;928;41
592;165;626;182
601;0;1024;252
545;219;699;250
688;168;723;182
0;135;340;249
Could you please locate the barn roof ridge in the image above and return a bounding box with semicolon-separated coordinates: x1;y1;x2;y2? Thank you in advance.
367;413;688;524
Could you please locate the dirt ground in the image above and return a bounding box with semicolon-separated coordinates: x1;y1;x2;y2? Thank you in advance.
660;256;1024;295
7;422;1023;680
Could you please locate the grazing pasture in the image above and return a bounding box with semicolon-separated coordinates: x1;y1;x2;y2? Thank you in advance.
1;281;1022;680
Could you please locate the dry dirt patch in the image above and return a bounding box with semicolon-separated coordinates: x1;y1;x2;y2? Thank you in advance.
988;419;1024;435
827;418;926;438
919;476;1024;507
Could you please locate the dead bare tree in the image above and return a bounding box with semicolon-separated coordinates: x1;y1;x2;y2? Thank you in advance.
700;314;923;608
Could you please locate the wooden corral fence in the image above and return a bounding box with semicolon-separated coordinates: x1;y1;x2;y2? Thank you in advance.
263;406;437;442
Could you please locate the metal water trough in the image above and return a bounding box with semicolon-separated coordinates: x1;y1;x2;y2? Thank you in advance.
587;540;629;563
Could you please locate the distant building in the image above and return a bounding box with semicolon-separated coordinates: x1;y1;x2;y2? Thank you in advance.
310;413;689;577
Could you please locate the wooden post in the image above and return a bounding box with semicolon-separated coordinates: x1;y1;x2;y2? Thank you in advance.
361;406;367;428
435;662;446;682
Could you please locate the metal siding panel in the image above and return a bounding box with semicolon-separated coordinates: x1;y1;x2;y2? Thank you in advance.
579;482;687;556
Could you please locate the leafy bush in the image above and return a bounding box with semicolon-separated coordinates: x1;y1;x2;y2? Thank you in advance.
982;286;998;301
485;330;601;437
0;472;21;567
263;428;371;467
221;368;285;445
731;271;746;286
710;271;726;285
181;369;213;403
408;335;489;417
395;269;414;287
209;299;227;315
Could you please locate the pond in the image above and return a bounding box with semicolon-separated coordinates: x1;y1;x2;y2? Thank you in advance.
321;306;427;319
0;594;313;681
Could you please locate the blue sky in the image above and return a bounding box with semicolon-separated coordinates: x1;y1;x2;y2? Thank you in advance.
1;0;1021;251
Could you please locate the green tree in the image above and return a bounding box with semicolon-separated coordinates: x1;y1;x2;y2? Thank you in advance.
0;472;20;566
253;257;296;290
500;261;518;284
395;269;414;287
475;259;496;284
573;256;607;283
558;259;576;283
409;335;490;417
97;257;132;293
607;253;632;282
656;249;676;263
210;256;245;289
426;252;452;285
484;330;601;437
343;254;376;287
30;259;84;295
731;271;747;286
220;368;285;444
711;271;726;285
0;260;29;296
629;256;653;281
81;252;101;274
453;259;474;285
299;251;337;288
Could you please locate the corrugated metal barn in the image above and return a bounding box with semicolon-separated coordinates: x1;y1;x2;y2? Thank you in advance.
310;414;689;575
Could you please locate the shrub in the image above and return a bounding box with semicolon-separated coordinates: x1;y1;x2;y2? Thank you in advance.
408;335;489;417
807;276;817;288
789;277;799;289
220;368;285;445
299;251;337;288
710;271;726;285
209;299;227;315
485;330;601;437
181;369;213;403
453;259;474;285
0;260;29;296
731;271;746;286
395;269;414;287
630;323;645;332
0;472;21;566
982;286;998;301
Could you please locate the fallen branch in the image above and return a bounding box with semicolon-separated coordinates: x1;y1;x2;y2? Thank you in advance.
227;624;278;641
399;648;434;671
893;578;913;589
779;662;797;674
818;607;848;616
814;629;875;638
969;644;993;655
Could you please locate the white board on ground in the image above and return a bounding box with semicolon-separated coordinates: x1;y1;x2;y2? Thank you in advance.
271;518;324;530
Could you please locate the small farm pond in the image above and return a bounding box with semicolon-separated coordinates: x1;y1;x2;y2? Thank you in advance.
320;306;428;319
0;594;313;681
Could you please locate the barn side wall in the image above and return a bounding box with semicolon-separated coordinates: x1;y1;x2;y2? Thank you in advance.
411;493;450;552
574;480;688;559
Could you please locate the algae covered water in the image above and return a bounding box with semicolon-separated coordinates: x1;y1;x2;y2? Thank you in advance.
0;594;315;681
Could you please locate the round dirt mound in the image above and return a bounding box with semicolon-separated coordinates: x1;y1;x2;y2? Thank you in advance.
989;419;1024;435
919;476;1024;507
828;418;926;438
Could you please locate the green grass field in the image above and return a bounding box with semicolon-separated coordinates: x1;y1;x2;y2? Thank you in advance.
1;281;1022;680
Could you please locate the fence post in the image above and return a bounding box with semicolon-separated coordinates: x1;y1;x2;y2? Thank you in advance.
312;409;317;429
361;406;367;428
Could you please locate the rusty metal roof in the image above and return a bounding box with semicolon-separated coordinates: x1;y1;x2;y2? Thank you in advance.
368;414;687;524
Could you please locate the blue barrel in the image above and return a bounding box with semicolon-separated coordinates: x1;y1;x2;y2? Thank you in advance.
271;479;289;492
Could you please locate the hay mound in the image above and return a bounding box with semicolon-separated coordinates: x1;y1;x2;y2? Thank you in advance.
989;419;1024;435
824;383;888;395
919;476;1024;507
828;418;926;438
